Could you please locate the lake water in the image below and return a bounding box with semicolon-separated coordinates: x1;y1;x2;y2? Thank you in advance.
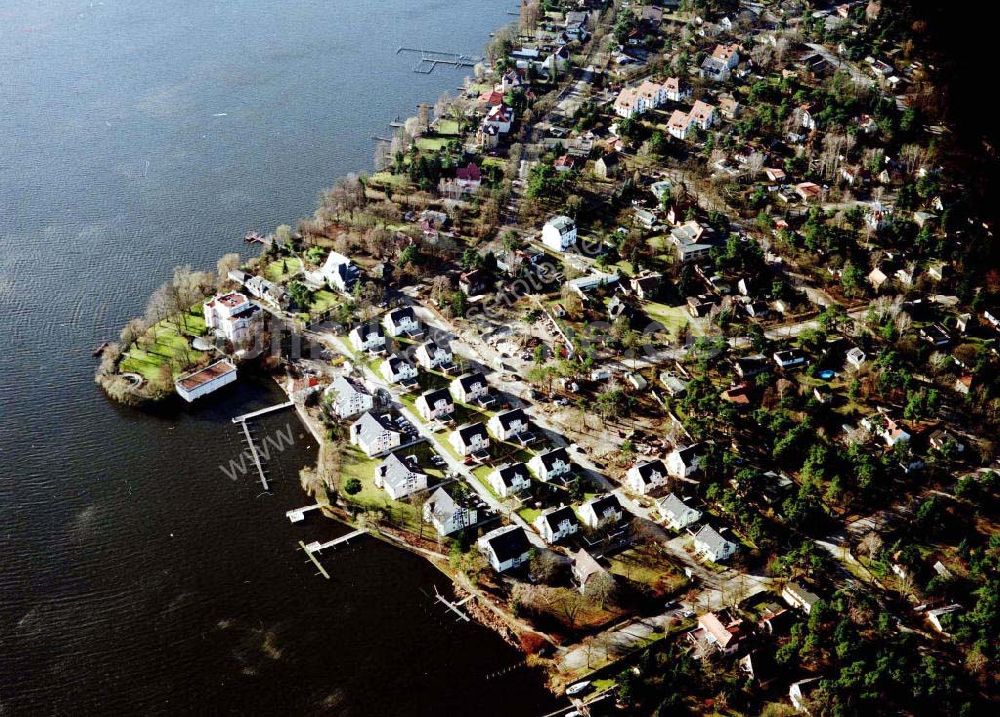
0;1;559;714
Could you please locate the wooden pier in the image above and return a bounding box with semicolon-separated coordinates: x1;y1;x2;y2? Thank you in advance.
239;421;270;492
433;585;473;622
286;504;324;523
396;46;480;74
303;528;367;555
231;400;294;424
299;540;330;579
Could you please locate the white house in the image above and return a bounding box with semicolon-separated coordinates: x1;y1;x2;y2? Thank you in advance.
529;447;573;482
449;422;490;457
482;104;514;134
320;251;360;293
789;677;823;714
773;349;807;369
175;359;238;402
349;322;387;353
689;100;716;131
423;486;477;535
534;505;580;544
450;372;490;404
782;583;822;615
693;525;738;563
383;307;422;337
667;109;693;140
414;340;454;371
657;493;702;531
374;452;428;500
662;76;688;102
349;412;402;457
325;375;374;419
541;215;577;252
666;444;703;479
487;408;531;442
202;292;262;344
626;459;669;495
414;387;455;422
579;494;625;529
487;462;532;498
381;353;419;385
478;526;532;573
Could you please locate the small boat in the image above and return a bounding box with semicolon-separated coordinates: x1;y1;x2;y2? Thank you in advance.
565;681;591;696
92;341;110;357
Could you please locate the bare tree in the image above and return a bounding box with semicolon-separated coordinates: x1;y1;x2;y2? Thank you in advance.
216;253;241;288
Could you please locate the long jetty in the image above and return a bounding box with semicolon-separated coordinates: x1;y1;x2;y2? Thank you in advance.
396;46;480;73
303;528;367;555
286;504;324;523
231;400;294;424
239;421;269;492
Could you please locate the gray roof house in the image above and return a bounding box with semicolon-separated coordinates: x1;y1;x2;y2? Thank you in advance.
374;452;428;500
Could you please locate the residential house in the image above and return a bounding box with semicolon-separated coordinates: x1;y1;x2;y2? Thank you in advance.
382;307;422;337
381;353;419;385
414;340;454;371
478;526;532;572
414;387;455;423
789;677;823;714
374;452;428;500
487;408;532;442
795;103;818;131
630;271;663;300
926;604;962;634
579;494;625;529
450;372;490;404
320;251;360;293
350;412;402;457
203;292;262;344
449;422;490;458
700;55;731;81
662;76;688;102
666;444;703;479
349;322;387;353
423;486;477;535
487;462;532;498
782;583;821;614
719;95;741;119
572;549;611;594
242;274;289;309
325;375;374;419
594;153;620;179
657;493;702;531
626;459;670;495
541;215;577;252
667;109;693;139
690;611;745;655
794;182;823;202
533;505;580;544
529;447;573;482
670;220;714;262
693;525;738;562
689;100;716;130
482;103;514;134
773;349;807;369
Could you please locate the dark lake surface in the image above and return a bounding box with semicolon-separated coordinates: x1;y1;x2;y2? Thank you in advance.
0;1;559;714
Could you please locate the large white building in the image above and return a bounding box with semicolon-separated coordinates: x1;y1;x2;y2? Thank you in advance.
320;251;360;293
325;375;374;419
541;215;577;252
174;359;238;402
203;292;262;344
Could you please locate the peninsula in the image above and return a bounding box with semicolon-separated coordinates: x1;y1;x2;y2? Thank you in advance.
98;1;999;714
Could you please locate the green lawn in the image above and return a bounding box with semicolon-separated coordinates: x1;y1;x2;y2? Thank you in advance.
644;301;699;337
263;257;302;283
119;309;208;381
309;289;341;316
415;136;450;152
340;445;424;532
434;119;461;135
369;171;412;188
517;506;542;524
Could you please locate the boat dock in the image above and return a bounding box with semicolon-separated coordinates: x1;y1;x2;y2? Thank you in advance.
396;47;480;74
231;400;294;424
433;585;473;622
286;504;324;523
239;421;270;492
303;528;367;555
298;540;330;579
